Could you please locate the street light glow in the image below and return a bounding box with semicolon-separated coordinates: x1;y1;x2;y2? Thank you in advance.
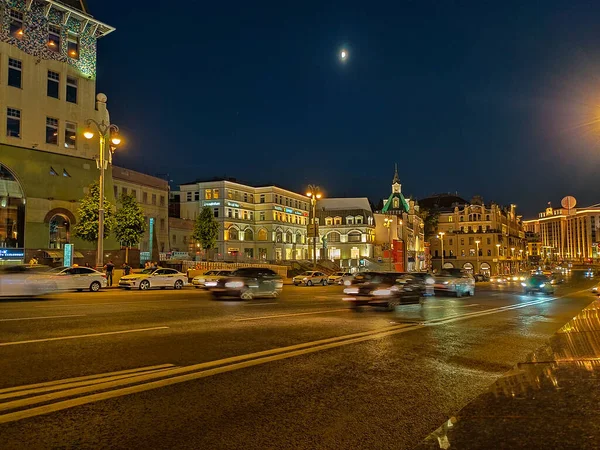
84;129;94;139
340;50;347;60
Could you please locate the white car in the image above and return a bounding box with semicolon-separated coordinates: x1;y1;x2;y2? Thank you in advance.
328;271;353;285
192;269;234;288
119;267;187;290
48;266;108;292
0;265;58;297
293;271;328;286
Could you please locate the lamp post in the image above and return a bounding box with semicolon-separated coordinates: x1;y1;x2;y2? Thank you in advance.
496;243;501;275
519;249;523;271
475;239;480;274
511;247;515;274
306;185;322;270
84;119;121;270
438;231;445;271
383;216;393;271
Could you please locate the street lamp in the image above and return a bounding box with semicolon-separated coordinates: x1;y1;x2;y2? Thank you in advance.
496;243;501;275
475;239;480;274
84;119;121;269
511;247;515;274
438;231;445;271
306;185;322;270
383;216;393;271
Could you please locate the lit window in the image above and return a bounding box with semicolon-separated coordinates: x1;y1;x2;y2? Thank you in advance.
47;70;60;99
7;108;21;138
49;167;57;176
213;189;219;199
46;117;59;145
205;189;212;200
62;169;71;177
325;217;333;226
334;217;342;225
9;10;23;39
64;121;76;148
8;58;22;88
66;76;77;103
48;25;61;52
67;34;79;59
469;249;475;256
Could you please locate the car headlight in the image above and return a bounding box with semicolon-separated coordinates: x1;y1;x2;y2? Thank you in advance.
520;277;525;281
372;289;392;296
521;282;526;287
344;280;352;286
540;283;546;288
205;281;218;287
343;287;359;294
225;281;244;288
443;281;449;285
512;277;518;281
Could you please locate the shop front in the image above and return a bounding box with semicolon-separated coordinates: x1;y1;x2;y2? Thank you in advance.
0;164;25;264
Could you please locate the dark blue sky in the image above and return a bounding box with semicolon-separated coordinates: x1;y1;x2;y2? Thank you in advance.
92;1;600;217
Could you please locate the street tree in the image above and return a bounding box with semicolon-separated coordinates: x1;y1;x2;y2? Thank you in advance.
114;193;147;262
73;181;115;242
193;206;220;261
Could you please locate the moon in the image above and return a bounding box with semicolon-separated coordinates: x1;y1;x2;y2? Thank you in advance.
340;50;348;61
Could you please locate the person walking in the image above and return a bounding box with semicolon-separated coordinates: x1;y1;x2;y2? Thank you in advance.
122;262;131;276
104;260;115;286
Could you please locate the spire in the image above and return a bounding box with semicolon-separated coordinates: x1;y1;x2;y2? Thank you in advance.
392;163;400;184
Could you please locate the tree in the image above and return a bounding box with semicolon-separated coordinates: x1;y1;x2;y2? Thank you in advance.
193;206;219;261
420;208;440;240
114;193;147;262
73;182;115;242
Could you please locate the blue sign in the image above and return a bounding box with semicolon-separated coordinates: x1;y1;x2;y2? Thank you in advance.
227;201;240;208
285;208;294;214
63;244;74;267
294;211;303;216
149;218;155;259
274;206;283;211
203;200;221;207
0;248;24;260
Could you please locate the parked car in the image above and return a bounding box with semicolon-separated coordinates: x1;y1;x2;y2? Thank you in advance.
293;271;328;286
0;265;58;298
210;267;283;300
343;273;424;310
433;269;475;297
522;274;554;295
192;269;234;288
328;271;353;285
119;267;187;290
47;266;108;292
473;273;489;282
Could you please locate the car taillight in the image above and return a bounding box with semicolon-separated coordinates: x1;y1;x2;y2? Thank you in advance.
102;274;107;278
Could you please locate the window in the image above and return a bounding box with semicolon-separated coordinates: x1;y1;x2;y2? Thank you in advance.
346;217;354;225
212;189;219;199
48;25;61;52
122;187;128;196
275;231;283;243
152;194;156;205
257;229;268;241
334;217;342;225
46;117;59;145
160;195;165;206
260;194;265;203
257;211;264;221
243;210;248;220
7;108;21;138
62;169;70;177
328;232;341;243
227;208;232;218
245;229;254;241
449;239;453;246
286;231;292;243
469;249;475;256
348;231;361;242
49;167;58;176
243;193;248;202
234;209;239;219
213;208;219;218
66;77;78;103
160;218;165;231
183;236;187;244
113;185;118;197
131;190;137;199
186;192;192;202
143;192;149;204
9;10;23;39
449;217;453;222
468;237;474;245
461;249;465;256
67;34;79;59
205;189;212;199
449;250;454;256
64;121;76;148
460;238;464;245
487;249;492;256
356;216;363;224
194;191;199;201
8;58;22;88
325;217;333;225
487;238;491;245
49;214;70;249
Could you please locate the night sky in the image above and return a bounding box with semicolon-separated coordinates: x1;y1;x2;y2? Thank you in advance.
92;1;600;217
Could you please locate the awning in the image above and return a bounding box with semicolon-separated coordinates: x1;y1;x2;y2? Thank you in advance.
43;250;84;259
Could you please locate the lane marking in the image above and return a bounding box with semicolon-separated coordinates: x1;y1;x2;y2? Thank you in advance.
0;314;85;322
0;364;175;395
243;303;278;307
0;326;169;347
35;299;191;308
423;304;479;309
235;308;349;321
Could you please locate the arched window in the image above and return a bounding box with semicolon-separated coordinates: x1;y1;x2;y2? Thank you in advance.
0;164;26;249
49;214;70;249
286;231;293;243
355;216;363;224
275;230;283;243
244;229;254;241
487;249;491;256
334;217;342;225
257;229;268;241
325;217;333;225
228;228;239;240
328;232;341;243
393;198;399;208
346;216;354;225
348;231;362;242
296;232;303;244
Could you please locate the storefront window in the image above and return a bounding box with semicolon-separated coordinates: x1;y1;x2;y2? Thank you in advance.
49;214;70;249
0;164;25;250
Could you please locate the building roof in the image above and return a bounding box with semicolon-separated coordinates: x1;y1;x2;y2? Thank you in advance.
317;198;372;212
418;193;468;210
112;166;169;191
381;192;409;214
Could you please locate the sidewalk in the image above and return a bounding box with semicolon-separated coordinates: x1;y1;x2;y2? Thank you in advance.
416;298;600;449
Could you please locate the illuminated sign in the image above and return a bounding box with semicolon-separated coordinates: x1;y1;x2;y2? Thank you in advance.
149;218;154;258
0;248;24;259
295;211;303;216
227;201;240;208
203;201;221;207
285;208;293;214
64;244;74;267
274;206;283;211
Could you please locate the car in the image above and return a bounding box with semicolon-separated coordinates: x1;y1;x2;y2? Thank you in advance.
293;271;328;286
592;282;599;294
328;271;353;285
118;267;187;290
192;269;234;288
0;265;58;298
522;274;554;295
47;266;108;292
490;275;509;283
209;267;283;300
343;273;425;310
473;273;489;282
433;269;475;297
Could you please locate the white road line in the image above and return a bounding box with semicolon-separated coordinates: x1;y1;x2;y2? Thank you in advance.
243;303;278;306
0;326;169;347
235;308;350;321
423;304;479;309
0;314;85;322
0;364;175;395
35;300;191;308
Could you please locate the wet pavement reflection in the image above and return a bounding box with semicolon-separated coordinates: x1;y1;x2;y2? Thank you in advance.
416;298;600;450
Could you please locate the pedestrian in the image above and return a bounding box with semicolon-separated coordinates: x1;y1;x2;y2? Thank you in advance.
123;262;131;276
144;261;150;270
85;262;91;268
104;260;115;286
29;257;37;266
152;261;158;269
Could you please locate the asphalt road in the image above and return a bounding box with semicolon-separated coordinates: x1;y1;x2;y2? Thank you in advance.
0;273;596;449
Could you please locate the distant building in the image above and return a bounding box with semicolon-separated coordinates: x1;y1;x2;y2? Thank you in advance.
523;203;600;262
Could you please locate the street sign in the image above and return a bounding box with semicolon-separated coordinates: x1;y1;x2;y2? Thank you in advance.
307;224;319;236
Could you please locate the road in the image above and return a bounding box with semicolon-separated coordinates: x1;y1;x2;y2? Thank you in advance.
0;274;596;449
